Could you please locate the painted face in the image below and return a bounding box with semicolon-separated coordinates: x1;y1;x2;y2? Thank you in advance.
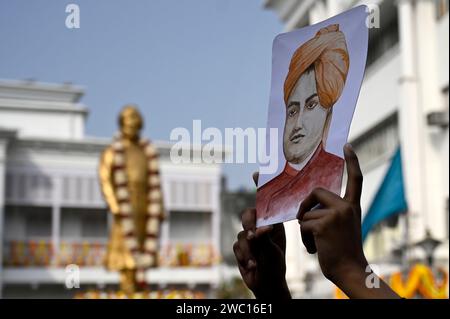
120;107;143;140
283;69;329;164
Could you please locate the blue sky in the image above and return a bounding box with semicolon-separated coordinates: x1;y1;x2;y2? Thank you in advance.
0;0;283;190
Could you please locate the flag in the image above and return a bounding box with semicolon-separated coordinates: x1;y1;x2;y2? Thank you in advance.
362;147;408;242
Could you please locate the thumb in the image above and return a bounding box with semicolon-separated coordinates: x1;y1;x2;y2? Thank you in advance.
252;172;259;187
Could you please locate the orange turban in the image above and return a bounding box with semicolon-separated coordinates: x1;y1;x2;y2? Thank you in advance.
284;24;349;108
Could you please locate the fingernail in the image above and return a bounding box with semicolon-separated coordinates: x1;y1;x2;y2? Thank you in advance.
247;231;255;240
345;143;353;151
247;259;256;269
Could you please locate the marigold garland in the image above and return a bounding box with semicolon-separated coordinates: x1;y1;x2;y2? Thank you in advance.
111;136;165;284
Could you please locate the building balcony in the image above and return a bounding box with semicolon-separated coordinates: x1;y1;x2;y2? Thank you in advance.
3;239;220;268
2;240;222;285
2;266;224;286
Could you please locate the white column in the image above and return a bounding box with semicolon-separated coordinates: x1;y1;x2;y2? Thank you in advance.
309;0;328;24
52;176;62;265
160;179;170;248
0;137;9;298
326;0;342;17
414;0;447;240
398;0;446;245
397;0;427;244
211;176;221;267
285;0;315;31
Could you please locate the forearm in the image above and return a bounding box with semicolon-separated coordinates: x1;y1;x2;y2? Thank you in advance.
102;185;120;214
254;278;292;300
99;173;120;214
332;263;400;299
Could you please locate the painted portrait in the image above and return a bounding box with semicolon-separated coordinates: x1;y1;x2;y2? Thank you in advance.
256;7;368;227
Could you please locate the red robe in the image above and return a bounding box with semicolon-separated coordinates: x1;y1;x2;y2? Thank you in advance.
256;144;344;226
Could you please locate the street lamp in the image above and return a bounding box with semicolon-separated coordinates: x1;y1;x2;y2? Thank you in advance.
414;229;441;266
391;243;409;270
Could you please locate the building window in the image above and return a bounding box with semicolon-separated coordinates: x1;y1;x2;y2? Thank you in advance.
5;173;13;199
168;211;212;243
351;112;399;170
5;173;53;202
167;180;212;207
4;205;51;240
367;11;399;67
61;175;102;204
81;210;108;238
24;207;52;239
61;208;108;240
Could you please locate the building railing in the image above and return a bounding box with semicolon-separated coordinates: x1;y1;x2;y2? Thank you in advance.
3;239;105;267
159;243;221;267
3;240;220;268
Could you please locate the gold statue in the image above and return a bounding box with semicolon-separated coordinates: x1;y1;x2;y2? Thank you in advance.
99;105;165;295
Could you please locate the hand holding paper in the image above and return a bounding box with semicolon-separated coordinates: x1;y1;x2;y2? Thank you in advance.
256;6;369;227
233;174;291;299
297;144;400;299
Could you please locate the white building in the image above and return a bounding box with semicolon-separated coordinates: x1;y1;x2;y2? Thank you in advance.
0;79;225;298
264;0;449;298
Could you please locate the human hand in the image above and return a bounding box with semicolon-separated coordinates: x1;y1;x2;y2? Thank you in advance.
297;144;400;298
297;144;366;281
233;173;291;299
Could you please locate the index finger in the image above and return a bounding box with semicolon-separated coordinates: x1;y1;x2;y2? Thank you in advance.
343;144;363;204
241;208;257;233
255;225;273;238
297;188;344;221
